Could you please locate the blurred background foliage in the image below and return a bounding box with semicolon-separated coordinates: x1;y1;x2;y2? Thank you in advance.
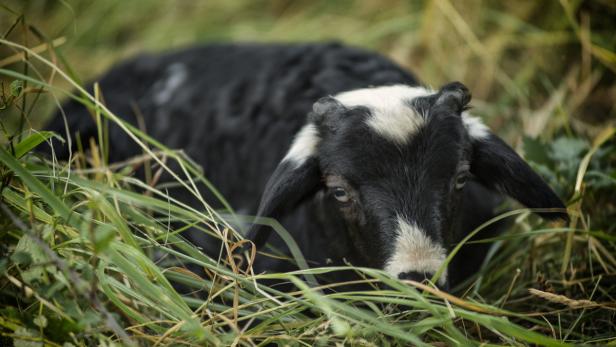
4;0;614;228
1;0;616;345
3;0;615;132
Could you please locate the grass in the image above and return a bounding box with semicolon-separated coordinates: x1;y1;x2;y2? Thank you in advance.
1;0;615;345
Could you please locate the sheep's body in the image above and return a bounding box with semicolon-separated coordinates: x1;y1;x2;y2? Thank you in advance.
50;43;415;210
48;42;564;290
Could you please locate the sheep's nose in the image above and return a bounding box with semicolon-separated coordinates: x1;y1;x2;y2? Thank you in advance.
398;271;432;281
436;81;471;112
398;271;448;289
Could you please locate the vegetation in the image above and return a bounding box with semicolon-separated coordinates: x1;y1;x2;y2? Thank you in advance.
1;0;615;345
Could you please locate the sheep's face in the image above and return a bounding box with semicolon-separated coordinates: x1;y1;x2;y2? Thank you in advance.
313;83;474;285
248;82;566;288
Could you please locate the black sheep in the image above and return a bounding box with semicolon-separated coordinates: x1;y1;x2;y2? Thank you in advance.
46;42;567;289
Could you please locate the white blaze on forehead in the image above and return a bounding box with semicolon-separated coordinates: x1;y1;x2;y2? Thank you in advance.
385;216;448;285
335;85;435;144
282;124;320;167
462;111;490;140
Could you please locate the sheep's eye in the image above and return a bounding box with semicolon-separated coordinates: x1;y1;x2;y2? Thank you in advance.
332;187;350;203
455;173;468;190
455;163;471;190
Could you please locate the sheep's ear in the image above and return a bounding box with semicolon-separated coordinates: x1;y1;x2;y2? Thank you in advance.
245;124;322;249
464;115;568;221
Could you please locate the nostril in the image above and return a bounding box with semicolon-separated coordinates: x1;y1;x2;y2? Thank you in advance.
398;271;433;282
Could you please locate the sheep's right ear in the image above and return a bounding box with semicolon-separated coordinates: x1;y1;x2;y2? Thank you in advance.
245;124;322;249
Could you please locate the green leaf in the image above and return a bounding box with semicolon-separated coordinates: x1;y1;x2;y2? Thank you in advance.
79;309;103;329
13;327;41;347
13;131;55;159
10;251;32;266
14;235;53;284
549;137;588;162
33;315;48;328
523;136;552;166
9;79;23;97
0;146;74;224
93;224;116;252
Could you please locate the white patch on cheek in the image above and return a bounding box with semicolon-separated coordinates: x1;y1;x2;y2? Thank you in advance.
385;216;448;285
335;85;435;144
282;124;320;167
462;111;490;140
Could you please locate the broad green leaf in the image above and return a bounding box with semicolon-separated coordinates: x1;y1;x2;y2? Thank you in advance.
550;136;588;162
523;135;552;166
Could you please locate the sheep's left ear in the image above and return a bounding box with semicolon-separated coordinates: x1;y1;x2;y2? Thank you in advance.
464;114;569;221
245;124;322;249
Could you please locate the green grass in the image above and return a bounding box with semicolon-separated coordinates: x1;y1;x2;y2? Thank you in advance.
1;1;615;345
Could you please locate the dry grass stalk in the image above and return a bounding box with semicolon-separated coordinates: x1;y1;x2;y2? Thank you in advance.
528;288;599;309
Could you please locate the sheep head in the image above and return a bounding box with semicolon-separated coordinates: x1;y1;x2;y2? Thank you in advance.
246;82;567;287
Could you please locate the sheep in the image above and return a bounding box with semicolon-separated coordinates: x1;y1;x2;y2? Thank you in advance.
47;42;567;289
